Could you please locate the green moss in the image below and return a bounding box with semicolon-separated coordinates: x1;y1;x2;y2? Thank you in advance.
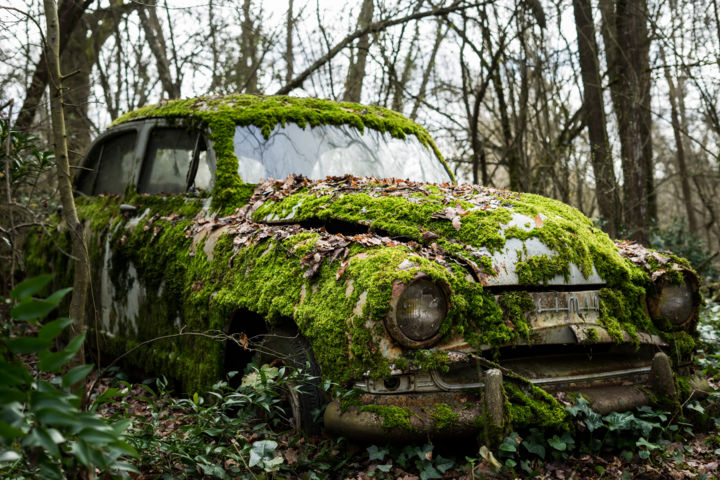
598;287;647;344
405;350;451;373
516;254;570;284
498;292;535;342
429;403;460;430
663;331;696;363
360;404;414;431
504;382;569;430
113;95;454;213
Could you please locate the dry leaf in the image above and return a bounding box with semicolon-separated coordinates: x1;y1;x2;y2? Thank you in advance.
452;216;462;231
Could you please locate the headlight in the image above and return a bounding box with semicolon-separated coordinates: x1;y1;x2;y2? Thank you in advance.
386;276;448;348
648;271;699;330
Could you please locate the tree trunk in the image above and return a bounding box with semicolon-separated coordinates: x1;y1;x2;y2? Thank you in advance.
138;1;181;99
409;20;447;121
573;0;620;238
43;0;89;361
342;0;374;102
239;0;259;93
600;0;653;244
662;48;698;233
285;0;294;84
60;24;91;166
14;0;92;132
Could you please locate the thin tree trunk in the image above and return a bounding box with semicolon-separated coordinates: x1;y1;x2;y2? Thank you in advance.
239;0;259;93
138;1;181;99
409;19;447;121
573;0;620;237
43;0;89;361
390;23;418;112
276;1;467;96
343;0;374;102
285;0;294;84
662;48;698;232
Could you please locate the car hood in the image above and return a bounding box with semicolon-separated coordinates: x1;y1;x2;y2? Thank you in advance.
244;175;621;287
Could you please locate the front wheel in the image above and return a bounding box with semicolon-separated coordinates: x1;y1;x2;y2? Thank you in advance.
258;327;326;435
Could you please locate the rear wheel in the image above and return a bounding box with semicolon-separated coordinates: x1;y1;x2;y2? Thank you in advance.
258;327;325;435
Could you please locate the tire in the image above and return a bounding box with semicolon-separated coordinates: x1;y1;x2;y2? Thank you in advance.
258;327;326;435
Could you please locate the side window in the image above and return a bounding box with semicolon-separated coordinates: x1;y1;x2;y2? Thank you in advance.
138;127;209;194
77;131;137;195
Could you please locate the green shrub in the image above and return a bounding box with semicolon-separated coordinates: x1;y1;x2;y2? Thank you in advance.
0;275;136;479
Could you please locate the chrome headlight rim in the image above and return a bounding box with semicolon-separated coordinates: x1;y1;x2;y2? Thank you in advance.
385;273;450;349
648;270;700;331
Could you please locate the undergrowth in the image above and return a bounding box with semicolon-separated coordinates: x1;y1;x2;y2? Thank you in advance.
3;277;720;478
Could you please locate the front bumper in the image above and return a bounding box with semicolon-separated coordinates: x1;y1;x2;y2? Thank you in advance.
323;351;679;441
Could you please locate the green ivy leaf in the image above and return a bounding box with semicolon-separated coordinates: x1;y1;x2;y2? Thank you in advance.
367;444;388;461
419;465;442;480
547;435;566;451
62;364;94;388
8;336;52;354
10;274;54;301
522;439;546;459
39;333;86;372
38;317;73;341
435;455;455;473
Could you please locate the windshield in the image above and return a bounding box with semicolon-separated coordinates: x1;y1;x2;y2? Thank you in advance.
234;123;452;183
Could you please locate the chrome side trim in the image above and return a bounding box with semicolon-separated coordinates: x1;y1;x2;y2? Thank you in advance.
527;366;651;387
355;365;653;394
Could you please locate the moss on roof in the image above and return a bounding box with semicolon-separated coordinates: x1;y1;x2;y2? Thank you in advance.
113;95;453;211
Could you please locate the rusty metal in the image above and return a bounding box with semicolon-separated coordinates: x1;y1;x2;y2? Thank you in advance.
576;386;650;414
471;213;606;287
649;352;678;398
485;369;504;427
323;393;484;441
428;289;667;353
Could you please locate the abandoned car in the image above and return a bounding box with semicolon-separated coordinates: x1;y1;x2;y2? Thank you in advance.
27;95;700;440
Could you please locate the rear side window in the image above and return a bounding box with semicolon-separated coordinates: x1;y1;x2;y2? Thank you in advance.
77;131;138;195
138;127;209;194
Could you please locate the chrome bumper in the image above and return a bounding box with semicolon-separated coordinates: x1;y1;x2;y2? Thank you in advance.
323;352;678;441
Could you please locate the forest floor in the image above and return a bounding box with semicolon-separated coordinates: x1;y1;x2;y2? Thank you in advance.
18;303;720;479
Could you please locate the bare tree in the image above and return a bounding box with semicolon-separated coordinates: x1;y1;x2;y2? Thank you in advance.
600;0;653;244
43;0;90;363
15;0;93;133
343;0;374;102
138;0;181;99
573;0;620;237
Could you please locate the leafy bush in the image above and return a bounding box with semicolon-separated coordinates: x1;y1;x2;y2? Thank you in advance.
0;119;53;189
0;275;136;479
0;118;55;295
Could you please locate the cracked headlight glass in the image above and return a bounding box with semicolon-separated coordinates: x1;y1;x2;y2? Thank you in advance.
649;272;699;329
387;277;448;347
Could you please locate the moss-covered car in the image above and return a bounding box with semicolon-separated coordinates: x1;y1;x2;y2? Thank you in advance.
27;95;700;441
